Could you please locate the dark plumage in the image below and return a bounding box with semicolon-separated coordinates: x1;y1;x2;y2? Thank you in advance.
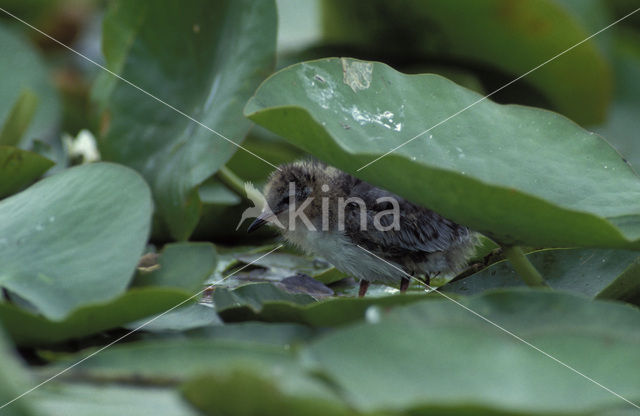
249;160;477;296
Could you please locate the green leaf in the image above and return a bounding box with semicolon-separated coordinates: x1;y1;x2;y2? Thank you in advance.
304;290;640;414
234;252;346;284
0;89;38;147
0;24;60;146
95;0;277;240
309;267;347;285
32;383;199;416
125;303;221;333
213;283;317;313
44;338;350;416
0;288;192;346
0;163;152;320
182;365;350;416
132;242;217;293
187;321;315;346
245;58;640;249
445;248;640;302
0;146;53;199
46;338;298;380
215;282;436;327
322;0;612;125
0;326;36;415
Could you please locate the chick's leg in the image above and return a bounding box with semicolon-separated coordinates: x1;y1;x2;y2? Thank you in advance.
400;277;410;292
358;280;370;297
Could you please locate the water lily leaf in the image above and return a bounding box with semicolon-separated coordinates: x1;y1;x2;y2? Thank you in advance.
445;248;640;302
95;0;277;240
125;303;221;333
45;338;298;381
213;283;316;313
322;0;612;125
0;24;59;146
235;252;346;284
182;365;350;416
0;146;53;199
188;321;315;346
0;288;192;346
0;326;35;415
0;163;152;320
312;267;348;284
132;242;217;293
215;282;436;327
32;383;199;416
304;290;640;414
245;58;640;249
42;337;350;415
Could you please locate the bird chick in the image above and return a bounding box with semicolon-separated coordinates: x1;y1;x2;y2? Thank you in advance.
248;160;477;296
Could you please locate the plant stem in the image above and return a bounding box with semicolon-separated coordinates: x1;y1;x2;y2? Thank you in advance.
216;166;245;196
502;245;549;288
215;166;263;203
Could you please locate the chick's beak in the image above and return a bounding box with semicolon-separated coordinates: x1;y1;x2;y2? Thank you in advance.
247;211;273;233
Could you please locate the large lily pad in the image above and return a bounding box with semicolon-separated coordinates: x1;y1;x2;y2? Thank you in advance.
95;0;277;240
32;383;199;416
245;58;640;249
0;163;152;320
46;338;302;381
0;288;193;347
304;290;640;414
43;338;350;416
182;365;350;416
188;321;315;346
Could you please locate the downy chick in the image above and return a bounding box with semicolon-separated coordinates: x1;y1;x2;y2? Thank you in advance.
248;161;477;296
